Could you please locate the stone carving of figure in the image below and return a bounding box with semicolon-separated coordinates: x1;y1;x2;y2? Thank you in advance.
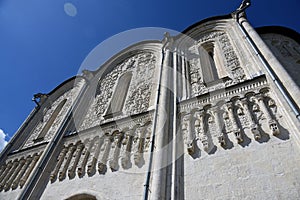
257;93;280;136
226;102;243;143
120;131;133;169
133;126;146;166
194;111;209;151
109;131;124;171
182;114;195;155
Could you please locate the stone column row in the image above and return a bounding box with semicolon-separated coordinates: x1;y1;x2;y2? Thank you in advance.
49;123;152;182
181;92;280;154
0;152;41;192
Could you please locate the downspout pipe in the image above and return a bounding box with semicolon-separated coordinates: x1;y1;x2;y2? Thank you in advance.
143;41;168;200
235;0;300;121
171;47;178;200
18;77;89;200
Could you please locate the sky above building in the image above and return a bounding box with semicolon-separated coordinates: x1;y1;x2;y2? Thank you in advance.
0;0;299;149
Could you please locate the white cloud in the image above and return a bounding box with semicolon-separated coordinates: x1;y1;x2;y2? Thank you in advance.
0;129;8;153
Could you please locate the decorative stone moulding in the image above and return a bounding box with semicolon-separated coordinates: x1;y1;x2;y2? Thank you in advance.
188;31;246;97
179;76;284;156
80;51;157;131
49;112;153;183
22;79;85;150
0;151;43;192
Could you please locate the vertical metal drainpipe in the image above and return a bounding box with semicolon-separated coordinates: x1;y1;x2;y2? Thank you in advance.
18;77;89;200
235;1;300;121
143;42;167;200
171;48;179;200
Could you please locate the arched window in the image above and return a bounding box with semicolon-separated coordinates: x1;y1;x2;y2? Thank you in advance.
200;43;219;83
104;72;132;118
34;99;67;142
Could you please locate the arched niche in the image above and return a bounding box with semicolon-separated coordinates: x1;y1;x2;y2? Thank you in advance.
104;72;133;118
34;99;67;142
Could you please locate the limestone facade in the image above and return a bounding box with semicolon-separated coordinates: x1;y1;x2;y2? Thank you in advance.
0;7;300;200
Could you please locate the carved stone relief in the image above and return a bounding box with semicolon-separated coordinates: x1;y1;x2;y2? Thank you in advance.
0;151;42;192
49;118;152;183
189;58;208;96
181;114;195;155
188;31;246;97
218;34;245;81
269;38;300;61
180;87;284;156
262;34;300;87
80;52;157;131
23;81;84;149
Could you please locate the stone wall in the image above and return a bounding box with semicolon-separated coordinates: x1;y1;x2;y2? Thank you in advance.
184;133;300;199
40;112;153;199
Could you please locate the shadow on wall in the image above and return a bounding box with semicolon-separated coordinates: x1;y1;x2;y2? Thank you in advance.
65;193;97;200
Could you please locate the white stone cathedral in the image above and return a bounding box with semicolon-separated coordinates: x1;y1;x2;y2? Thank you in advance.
1;1;300;199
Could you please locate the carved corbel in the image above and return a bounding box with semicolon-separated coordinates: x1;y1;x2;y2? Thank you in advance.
251;124;261;140
269;119;280;136
218;135;226;147
234;131;243;143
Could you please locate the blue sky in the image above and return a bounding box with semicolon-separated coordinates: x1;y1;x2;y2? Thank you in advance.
0;0;299;147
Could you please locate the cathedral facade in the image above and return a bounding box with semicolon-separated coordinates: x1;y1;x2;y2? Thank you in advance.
1;2;300;200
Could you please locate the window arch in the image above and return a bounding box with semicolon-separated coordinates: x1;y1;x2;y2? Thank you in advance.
200;42;219;82
105;72;132;118
34;99;67;142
